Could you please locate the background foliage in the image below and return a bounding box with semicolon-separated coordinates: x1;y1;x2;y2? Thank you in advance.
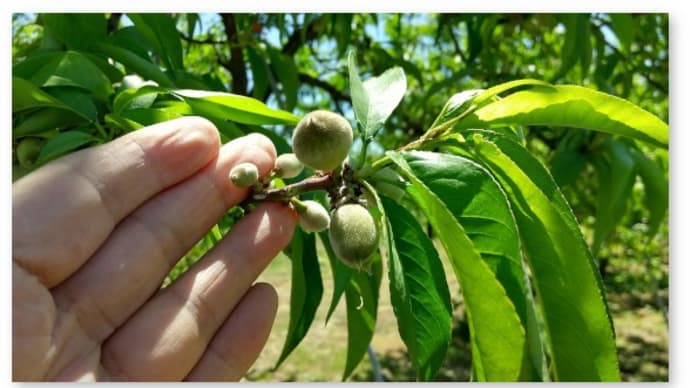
12;13;668;381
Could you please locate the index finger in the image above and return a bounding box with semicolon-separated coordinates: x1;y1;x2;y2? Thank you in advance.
13;116;221;287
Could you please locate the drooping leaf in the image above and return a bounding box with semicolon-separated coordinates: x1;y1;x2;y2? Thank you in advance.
81;52;124;83
128;13;184;71
469;132;620;381
399;150;545;380
629;147;668;234
348;51;407;138
380;195;452;381
113;85;167;114
551;147;587;187
554;14;591;81
388;151;526;382
466;15;483;61
13;51;63;79
174;89;300;126
36;130;99;164
267;47;299;111
12;77;87;117
105;113;143;133
41;13;107;50
110;25;154;61
371;46;424;86
402;151;531;325
333;14;353;57
185;13;200;38
609;14;634;54
247;45;269;99
93;42;175;87
44;86;98;122
319;230;352;325
276;229;324;368
342;257;382;381
27;51;113;101
591;139;636;254
14;108;87;138
456;84;668;148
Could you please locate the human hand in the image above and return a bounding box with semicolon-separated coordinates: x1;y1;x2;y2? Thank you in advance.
12;117;297;381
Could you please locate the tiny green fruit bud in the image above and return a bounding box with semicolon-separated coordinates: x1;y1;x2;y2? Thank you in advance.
274;153;304;179
16;138;43;167
229;162;259;187
328;203;378;269
292;110;353;171
297;200;331;233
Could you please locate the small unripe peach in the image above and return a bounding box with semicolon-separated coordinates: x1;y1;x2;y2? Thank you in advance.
328;203;378;269
291;110;353;171
229;162;259;187
274;153;304;179
16;138;43;167
297;200;331;232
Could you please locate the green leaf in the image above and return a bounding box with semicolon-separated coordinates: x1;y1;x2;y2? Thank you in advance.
173;89;300;125
128;13;184;71
456;84;668;148
185;13;200;38
14;108;86;138
400;149;546;380
380;195;452;381
93;42;175;87
430;89;484;129
469;133;620;381
550;132;588;187
82;52;124;83
276;229;323;368
609;14;634;54
247;45;269;99
36;130;99;164
120;107;183;127
629;147;668;234
402;151;529;329
27;51;114;101
110;25;154;61
105;113;143;133
473;79;554;108
13;51;63;79
348;51;407;137
371;46;425;86
591;139;636;254
333;14;353;56
388;151;525;382
44;86;98;122
13;77;86;118
267;48;299;111
113;85;167;114
430;79;551;131
343;258;382;381
41;13;107;50
319;230;352;324
554;14;591;81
